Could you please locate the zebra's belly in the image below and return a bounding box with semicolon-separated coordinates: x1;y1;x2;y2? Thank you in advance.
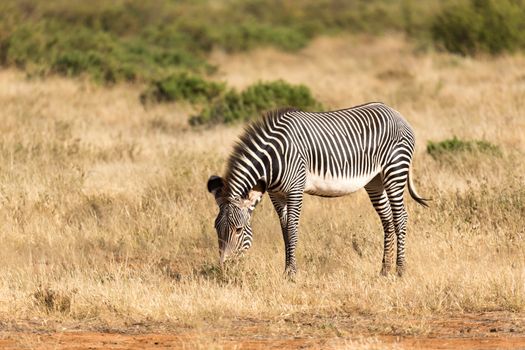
304;170;380;197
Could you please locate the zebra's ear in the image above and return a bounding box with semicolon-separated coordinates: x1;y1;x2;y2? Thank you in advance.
246;179;266;212
207;175;224;199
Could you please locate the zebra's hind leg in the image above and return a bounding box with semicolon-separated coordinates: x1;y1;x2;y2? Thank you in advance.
383;165;410;277
365;174;396;276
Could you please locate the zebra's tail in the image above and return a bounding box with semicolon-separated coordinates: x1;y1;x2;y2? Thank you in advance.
407;166;430;207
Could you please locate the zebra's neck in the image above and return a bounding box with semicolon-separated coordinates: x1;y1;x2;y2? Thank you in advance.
225;158;267;199
224;110;292;198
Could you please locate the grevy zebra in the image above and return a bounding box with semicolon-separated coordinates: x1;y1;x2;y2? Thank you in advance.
208;102;428;277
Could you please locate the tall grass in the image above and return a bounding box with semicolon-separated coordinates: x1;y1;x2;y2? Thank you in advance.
0;35;523;332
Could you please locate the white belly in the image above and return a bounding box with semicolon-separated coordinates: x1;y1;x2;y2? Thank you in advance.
304;170;380;197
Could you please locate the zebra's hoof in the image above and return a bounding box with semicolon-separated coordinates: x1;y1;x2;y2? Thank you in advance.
396;266;405;277
380;265;392;276
284;269;297;282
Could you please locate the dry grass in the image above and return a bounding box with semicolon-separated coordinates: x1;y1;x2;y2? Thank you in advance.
0;35;524;336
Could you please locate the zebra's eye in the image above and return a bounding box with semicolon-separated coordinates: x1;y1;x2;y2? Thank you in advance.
235;227;243;235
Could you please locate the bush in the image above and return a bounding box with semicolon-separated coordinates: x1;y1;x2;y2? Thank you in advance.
217;23;311;52
432;0;525;55
0;2;213;83
0;0;446;83
427;136;501;159
190;80;323;125
5;0;524;82
141;73;225;104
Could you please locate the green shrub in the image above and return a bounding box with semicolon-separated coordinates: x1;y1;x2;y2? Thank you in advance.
141;73;225;104
0;0;449;83
6;0;524;82
427;136;502;159
190;80;322;125
217;23;311;52
2;19;208;83
0;2;213;83
432;0;525;55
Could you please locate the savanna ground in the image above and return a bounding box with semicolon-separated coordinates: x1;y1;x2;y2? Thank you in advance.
0;35;524;348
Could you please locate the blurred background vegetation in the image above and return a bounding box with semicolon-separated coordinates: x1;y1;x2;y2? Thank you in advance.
1;0;524;123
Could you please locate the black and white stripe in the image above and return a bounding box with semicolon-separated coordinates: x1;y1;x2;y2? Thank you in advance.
209;102;428;276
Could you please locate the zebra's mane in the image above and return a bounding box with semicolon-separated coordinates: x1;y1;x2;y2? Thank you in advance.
224;107;298;195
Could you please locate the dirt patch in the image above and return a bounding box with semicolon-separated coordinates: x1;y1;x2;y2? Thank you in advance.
1;312;524;349
1;331;525;350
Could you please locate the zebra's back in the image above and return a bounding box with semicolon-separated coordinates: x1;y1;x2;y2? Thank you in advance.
277;102;415;197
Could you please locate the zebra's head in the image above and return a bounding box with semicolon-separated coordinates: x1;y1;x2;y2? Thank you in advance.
207;175;266;264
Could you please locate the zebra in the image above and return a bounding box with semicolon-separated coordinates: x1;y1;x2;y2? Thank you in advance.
207;102;428;277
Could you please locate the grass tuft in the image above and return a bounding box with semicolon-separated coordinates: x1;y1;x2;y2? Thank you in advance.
427;136;502;160
33;286;75;314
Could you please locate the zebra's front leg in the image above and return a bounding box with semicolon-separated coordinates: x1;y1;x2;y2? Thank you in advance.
269;192;290;273
282;190;303;278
